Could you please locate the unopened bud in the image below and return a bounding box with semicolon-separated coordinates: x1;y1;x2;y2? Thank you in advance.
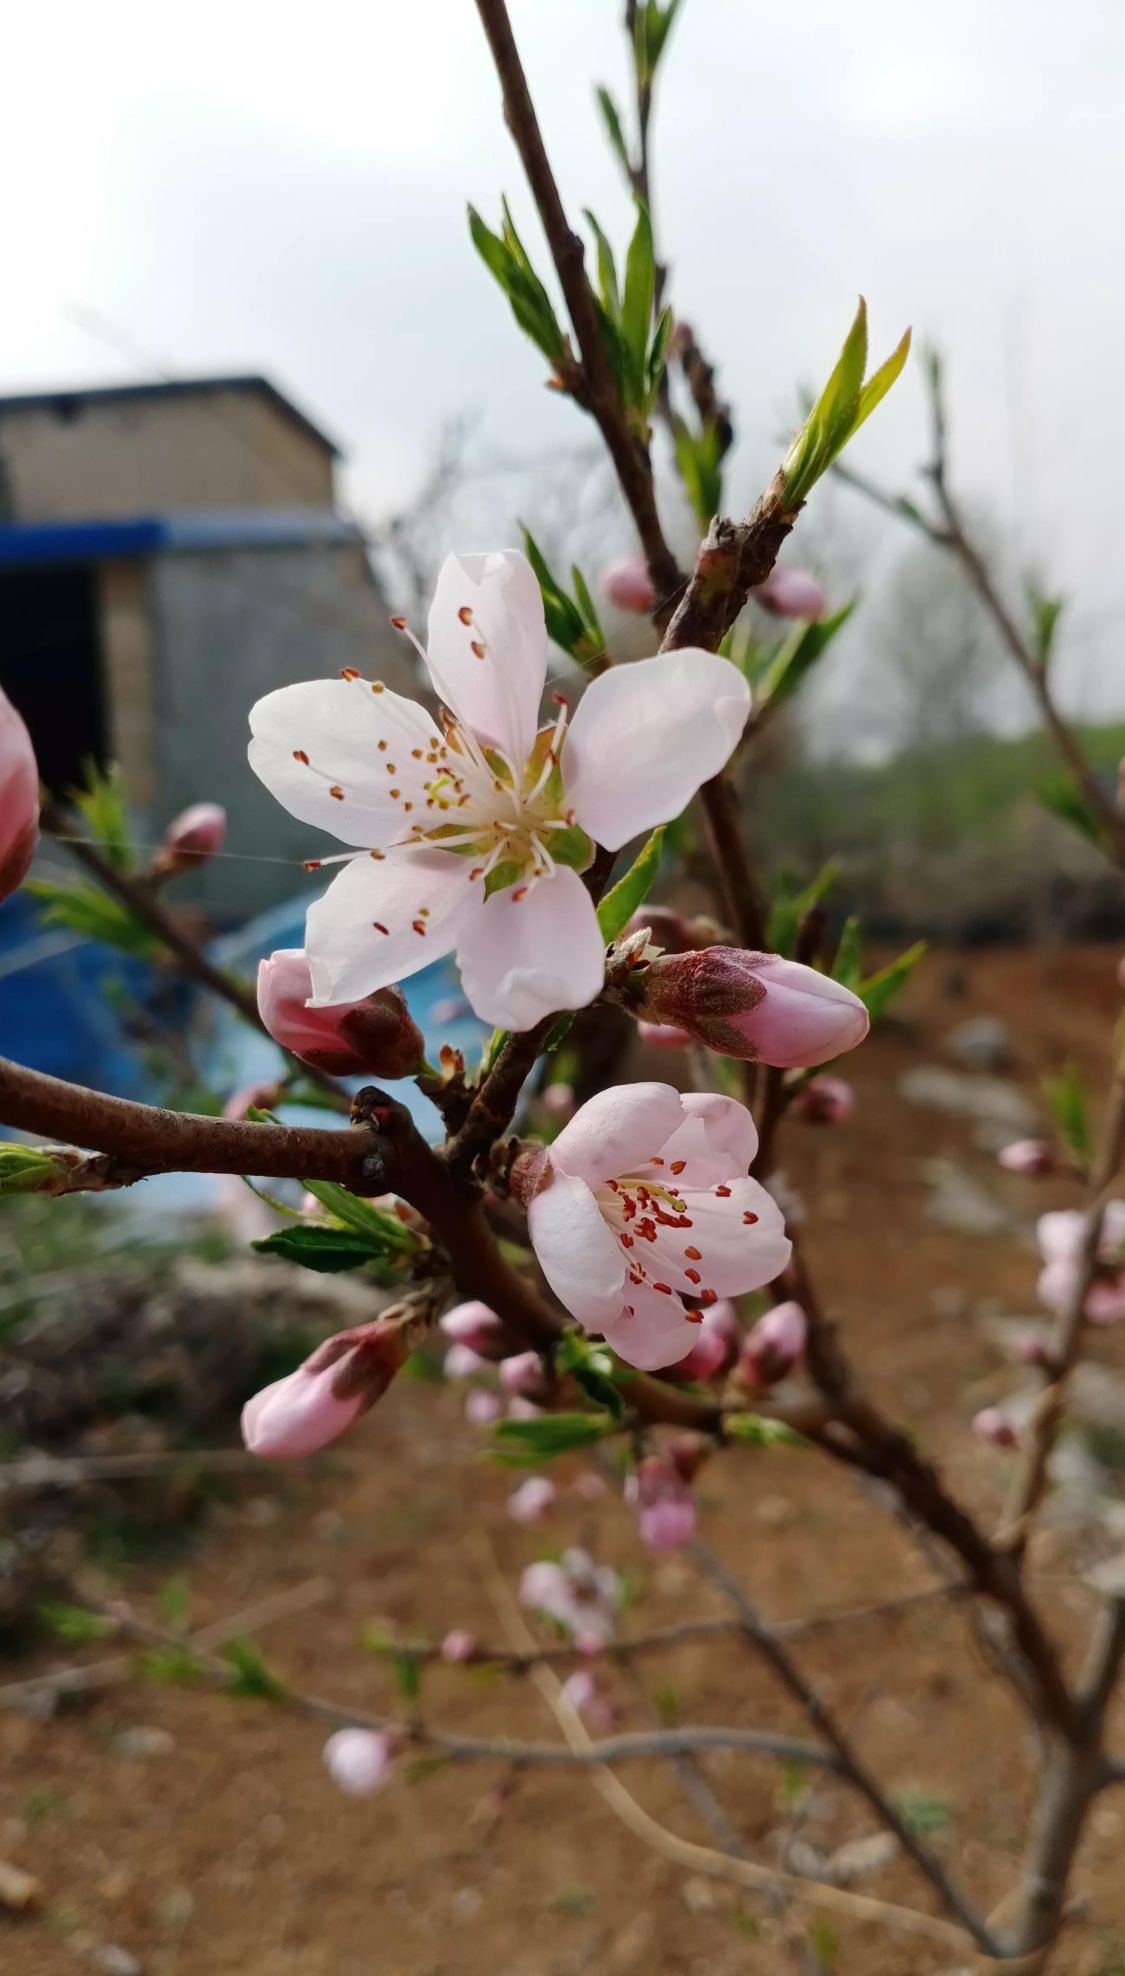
440;1299;505;1357
159;801;227;871
601;557;656;615
625;1456;697;1551
665;1433;708;1485
499;1351;552;1405
636;948;869;1068
796;1074;853;1125
465;1388;503;1426
997;1139;1056;1176
507;1474;556;1524
257;949;424;1077
241;1314;418;1458
737;1301;807;1388
441;1630;477;1662
666;1298;740;1381
0;685;39;902
751;567;827;621
972;1406;1018;1450
323;1727;397;1796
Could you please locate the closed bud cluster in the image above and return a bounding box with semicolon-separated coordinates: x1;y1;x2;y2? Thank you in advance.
257;949;424;1077
634;948;869;1068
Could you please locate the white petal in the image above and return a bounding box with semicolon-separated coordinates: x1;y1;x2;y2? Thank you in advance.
550;1082;684;1190
304;848;477;1005
602;1280;699;1371
248;678;442;847
455;866;605;1030
426;550;547;765
564;651;751;851
674;1177;791;1295
671;1092;758;1177
528;1169;626;1327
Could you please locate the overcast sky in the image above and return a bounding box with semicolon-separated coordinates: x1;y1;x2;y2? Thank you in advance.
6;0;1125;726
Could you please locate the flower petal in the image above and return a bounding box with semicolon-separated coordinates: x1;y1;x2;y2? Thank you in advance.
602;1280;700;1370
564;651;750;851
527;1168;626;1327
304;848;477;1006
673;1177;791;1295
646;1091;759;1187
426;550;547;766
455;866;605;1029
550;1082;685;1189
248;679;442;847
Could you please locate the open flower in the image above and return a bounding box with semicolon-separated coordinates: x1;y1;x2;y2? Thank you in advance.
521;1083;791;1369
1037;1204;1125;1324
248;550;750;1029
519;1548;620;1645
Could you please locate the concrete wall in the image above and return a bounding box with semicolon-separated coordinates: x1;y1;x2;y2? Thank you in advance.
98;561;157;809
0;389;333;522
147;540;417;918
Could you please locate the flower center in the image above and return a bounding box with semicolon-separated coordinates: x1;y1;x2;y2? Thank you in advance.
396;700;577;893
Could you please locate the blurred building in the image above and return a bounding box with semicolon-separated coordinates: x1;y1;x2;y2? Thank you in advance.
0;376;410;915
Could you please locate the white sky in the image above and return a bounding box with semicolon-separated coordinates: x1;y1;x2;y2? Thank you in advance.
5;0;1125;722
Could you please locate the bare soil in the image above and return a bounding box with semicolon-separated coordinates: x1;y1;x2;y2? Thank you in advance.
3;946;1125;1976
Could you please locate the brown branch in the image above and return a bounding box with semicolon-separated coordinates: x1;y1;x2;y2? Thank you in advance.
999;1062;1125;1557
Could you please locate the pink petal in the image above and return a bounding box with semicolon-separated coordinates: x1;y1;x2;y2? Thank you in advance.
248;678;442;846
662;1091;759;1180
527;1169;626;1326
425;550;547;766
549;1082;684;1189
455;865;605;1029
1037;1210;1085;1265
0;685;40;900
304;847;477;1006
323;1728;395;1796
672;1177;791;1296
241;1356;363;1459
564;651;750;851
602;1279;701;1370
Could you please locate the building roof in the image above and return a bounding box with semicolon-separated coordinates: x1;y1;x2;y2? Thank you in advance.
0;375;341;459
0;509;363;569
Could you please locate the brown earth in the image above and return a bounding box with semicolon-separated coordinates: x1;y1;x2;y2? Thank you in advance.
3;945;1125;1976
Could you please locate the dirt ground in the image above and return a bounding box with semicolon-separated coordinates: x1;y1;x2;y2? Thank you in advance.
3;945;1125;1976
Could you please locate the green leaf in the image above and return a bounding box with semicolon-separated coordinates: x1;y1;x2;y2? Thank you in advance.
393;1652;421;1704
251;1224;393;1275
300;1181;417;1251
673;419;724;527
37;1601;114;1643
569;565;604;648
490;1413;614;1465
26;877;160;960
594;85;631;178
0;1144;62;1198
621;203;656;406
1038;770;1102;847
725;1414;810;1449
69;760;134;871
766;862;839;958
221;1637;287;1701
1028;585;1065;667
858;941;926;1024
467;203;566;368
556;1332;625;1417
781;300;911;509
597;827;665;943
756;602;856;715
893;1790;953;1836
135;1644;207;1686
583;209;621;317
852;326;912;437
832;916;863;992
646;304;674;410
1042;1060;1091;1167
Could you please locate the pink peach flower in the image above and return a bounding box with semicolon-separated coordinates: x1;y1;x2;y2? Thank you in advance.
560;1668;615;1733
249;550;750;1029
323;1728;396;1796
626;1456;697;1551
601;557;656;614
751;566;827;620
972;1407;1018;1450
998;1139;1056;1176
1037;1204;1125;1324
796;1075;854;1125
507;1475;557;1524
440;1299;504;1356
241;1320;410;1458
522;1083;790;1370
636;949;868;1067
257;948;424;1076
519;1548;620;1645
0;685;39;901
738;1301;808;1387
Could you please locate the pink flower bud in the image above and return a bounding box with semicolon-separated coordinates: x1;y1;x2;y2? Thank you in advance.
440;1300;504;1357
636;949;869;1068
257;949;424;1077
161;801;227;867
796;1075;854;1126
507;1475;557;1524
540;1082;577;1124
223;1080;282;1121
738;1301;807;1388
602;557;656;614
570;1469;608;1502
0;685;39;902
751;567;827;621
465;1388;503;1426
441;1630;477;1662
626;1456;697;1551
666;1433;708;1484
637;1020;692;1050
241;1319;411;1458
668;1299;740;1381
499;1351;550;1404
997;1139;1056;1176
972;1407;1018;1450
323;1727;395;1796
444;1342;490;1381
560;1668;615;1733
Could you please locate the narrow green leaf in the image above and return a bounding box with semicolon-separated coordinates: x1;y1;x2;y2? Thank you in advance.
490;1413;613;1464
70;761;134;871
766;862;839;958
757;601;856;715
595;85;631;177
394;1651;421;1704
646;304;674;409
852;326;913;436
858;941;926;1023
832;916;863;991
597;827;666;943
556;1331;625;1417
1042;1060;1091;1166
221;1637;287;1702
300;1181;417;1250
621;203;656;405
37;1602;114;1643
1028;585;1065;667
251;1225;391;1275
725;1414;811;1449
570;565;604;646
583;209;620;316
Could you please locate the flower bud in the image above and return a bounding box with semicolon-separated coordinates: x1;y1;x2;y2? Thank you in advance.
972;1407;1018;1450
737;1301;807;1388
602;557;656;615
499;1351;551;1404
636;948;869;1068
159;801;227;870
465;1388;502;1426
539;1082;577;1125
997;1139;1056;1176
751;567;827;621
257;949;424;1077
444;1342;490;1381
795;1075;854;1126
223;1080;282;1121
323;1727;396;1796
0;686;39;902
441;1630;477;1662
667;1298;740;1382
560;1668;615;1733
665;1433;708;1484
241;1317;413;1458
508;1475;556;1524
440;1299;504;1357
625;1456;696;1551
